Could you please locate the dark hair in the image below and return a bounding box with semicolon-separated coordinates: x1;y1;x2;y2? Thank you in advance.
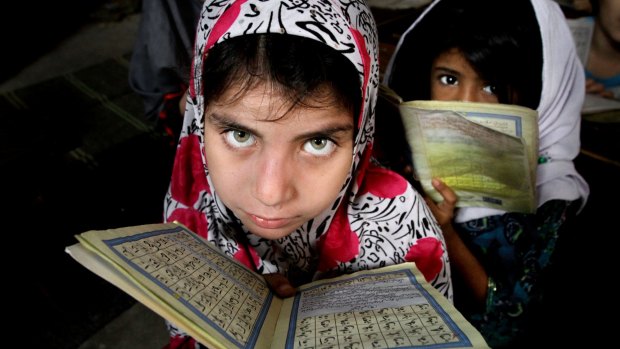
201;34;362;122
387;0;542;109
591;0;600;15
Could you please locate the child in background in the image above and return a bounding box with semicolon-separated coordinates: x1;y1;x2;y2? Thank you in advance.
128;0;204;140
585;0;620;100
163;1;452;347
383;0;589;346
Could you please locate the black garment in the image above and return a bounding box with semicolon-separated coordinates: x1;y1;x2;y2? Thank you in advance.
128;0;203;123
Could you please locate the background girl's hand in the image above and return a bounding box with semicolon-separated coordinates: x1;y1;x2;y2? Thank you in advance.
425;178;457;227
586;78;614;99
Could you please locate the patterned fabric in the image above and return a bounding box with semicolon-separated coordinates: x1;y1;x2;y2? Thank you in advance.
454;200;577;347
163;1;452;347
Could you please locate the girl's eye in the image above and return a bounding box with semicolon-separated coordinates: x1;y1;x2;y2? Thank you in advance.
225;129;255;148
482;84;497;95
303;137;336;156
439;74;458;86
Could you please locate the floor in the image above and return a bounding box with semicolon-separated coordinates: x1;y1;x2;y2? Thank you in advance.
3;2;170;349
2;1;618;349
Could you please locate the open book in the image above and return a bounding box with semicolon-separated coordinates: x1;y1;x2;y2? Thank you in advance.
381;86;539;213
66;222;489;349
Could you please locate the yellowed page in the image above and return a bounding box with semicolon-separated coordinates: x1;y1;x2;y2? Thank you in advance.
272;263;489;349
399;100;539;213
69;222;281;349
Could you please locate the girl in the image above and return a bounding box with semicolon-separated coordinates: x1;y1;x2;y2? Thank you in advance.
383;0;589;346
163;1;452;347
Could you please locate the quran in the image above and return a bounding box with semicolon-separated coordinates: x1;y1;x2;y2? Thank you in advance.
375;82;539;214
65;222;489;348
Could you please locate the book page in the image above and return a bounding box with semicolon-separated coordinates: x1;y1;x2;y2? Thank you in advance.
71;223;281;349
565;16;594;65
399;100;539;213
582;93;620;115
272;264;489;348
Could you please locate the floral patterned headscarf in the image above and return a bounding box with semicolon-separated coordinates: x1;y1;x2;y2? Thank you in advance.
163;0;451;298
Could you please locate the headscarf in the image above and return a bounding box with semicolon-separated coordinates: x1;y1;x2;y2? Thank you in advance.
384;0;590;222
164;0;451;298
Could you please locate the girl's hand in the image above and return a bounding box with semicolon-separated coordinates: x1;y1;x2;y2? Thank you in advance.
263;273;297;298
425;178;457;227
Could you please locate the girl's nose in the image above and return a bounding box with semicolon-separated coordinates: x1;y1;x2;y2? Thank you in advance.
253;151;295;208
456;85;481;103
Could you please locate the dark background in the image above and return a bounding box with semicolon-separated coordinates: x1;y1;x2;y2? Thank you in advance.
2;2;617;348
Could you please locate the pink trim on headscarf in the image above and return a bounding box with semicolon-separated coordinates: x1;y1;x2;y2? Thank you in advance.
404;237;444;282
359;164;409;198
351;28;370;130
317;203;360;271
233;245;261;270
168;208;209;239
206;0;248;50
170;134;211;207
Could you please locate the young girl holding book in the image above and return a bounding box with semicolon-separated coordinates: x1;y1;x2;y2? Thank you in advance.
383;0;589;346
162;1;452;347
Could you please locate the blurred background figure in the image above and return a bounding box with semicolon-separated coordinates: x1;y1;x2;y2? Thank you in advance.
584;0;620;100
128;0;204;141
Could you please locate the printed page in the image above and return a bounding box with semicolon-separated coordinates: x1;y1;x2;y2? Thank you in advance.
69;223;281;349
272;263;489;349
566;16;594;65
582;93;620;115
399;100;539;213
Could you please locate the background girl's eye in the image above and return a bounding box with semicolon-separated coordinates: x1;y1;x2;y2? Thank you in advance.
483;85;497;95
304;138;336;156
439;75;458;85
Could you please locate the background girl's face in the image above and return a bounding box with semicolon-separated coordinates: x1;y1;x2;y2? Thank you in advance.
204;83;355;240
599;0;620;44
430;48;500;104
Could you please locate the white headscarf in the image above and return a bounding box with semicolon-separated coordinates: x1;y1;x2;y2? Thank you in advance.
164;0;452;297
385;0;590;222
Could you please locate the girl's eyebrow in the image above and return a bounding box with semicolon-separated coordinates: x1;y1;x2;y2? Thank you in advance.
208;111;354;139
293;124;354;141
433;66;460;76
208;112;255;133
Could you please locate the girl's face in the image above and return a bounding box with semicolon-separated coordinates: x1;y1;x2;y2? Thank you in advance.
204;83;355;240
430;48;500;104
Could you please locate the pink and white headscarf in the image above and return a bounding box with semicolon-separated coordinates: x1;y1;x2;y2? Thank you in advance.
163;0;451;298
385;0;590;222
